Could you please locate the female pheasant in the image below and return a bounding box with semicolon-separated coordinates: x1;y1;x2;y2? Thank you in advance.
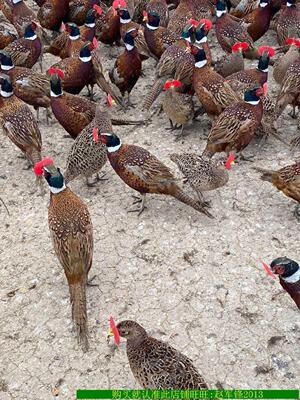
34;158;94;351
0;74;42;166
110;320;209;389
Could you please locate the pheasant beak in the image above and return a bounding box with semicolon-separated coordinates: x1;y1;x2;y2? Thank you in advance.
107;328;114;341
43;163;59;176
143;10;148;22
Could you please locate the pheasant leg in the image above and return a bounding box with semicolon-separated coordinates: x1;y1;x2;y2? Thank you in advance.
128;193;146;216
294;204;300;221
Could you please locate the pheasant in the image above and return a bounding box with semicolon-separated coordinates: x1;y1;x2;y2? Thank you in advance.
213;41;249;78
146;0;169;27
143;11;179;59
34;158;94;351
109;320;209;389
273;38;300;85
37;0;69;31
48;68;146;138
276;57;300;117
64;106;109;185
170;153;235;200
0;74;42;166
142;22;197;111
0;14;17;50
276;0;300;46
270;257;300;309
3;21;42;69
97;132;213;217
203;86;265;158
162;79;195;138
116;8;152;60
10;0;37;37
254;162;300;220
192;47;240;119
242;0;272;42
215;0;254;55
109;28;142;107
0;51;50;120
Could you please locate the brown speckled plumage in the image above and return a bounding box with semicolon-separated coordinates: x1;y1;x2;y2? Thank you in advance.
11;0;37;37
273;43;300;85
0;75;42;165
142;38;195;111
116;320;209;389
277;0;300;46
162;88;194;136
64;106;109;185
192;49;240;119
215;7;254;53
254;162;300;217
100;133;213;217
170;153;229;197
276;57;300;115
146;0;169;27
0;15;17;49
44;163;93;351
144;12;179;59
203;89;263;157
0;53;50;110
37;0;69;30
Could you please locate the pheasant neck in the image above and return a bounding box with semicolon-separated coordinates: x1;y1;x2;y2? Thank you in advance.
195;59;207;68
107;143;122;153
281;268;300;283
1;64;13;71
245;99;260;105
49;184;67;194
0;89;13;97
120;17;131;23
85;22;95;28
70;34;80;40
216;10;226;17
146;23;158;30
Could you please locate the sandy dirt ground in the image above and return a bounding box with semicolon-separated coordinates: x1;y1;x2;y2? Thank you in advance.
0;8;299;400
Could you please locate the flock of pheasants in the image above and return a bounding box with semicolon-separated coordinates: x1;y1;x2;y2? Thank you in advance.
0;0;299;391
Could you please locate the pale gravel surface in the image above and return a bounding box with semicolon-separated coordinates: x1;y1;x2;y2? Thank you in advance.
0;10;299;400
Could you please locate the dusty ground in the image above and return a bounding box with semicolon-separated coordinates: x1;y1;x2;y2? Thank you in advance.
0;10;299;400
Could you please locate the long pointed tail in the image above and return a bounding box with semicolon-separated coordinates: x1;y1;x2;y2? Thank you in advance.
172;186;214;218
253;167;274;182
69;281;89;352
142;77;165;111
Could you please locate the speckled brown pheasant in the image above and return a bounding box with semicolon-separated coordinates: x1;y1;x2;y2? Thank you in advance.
143;11;179;59
98;132;213;217
3;21;42;69
214;42;249;78
276;57;300;116
146;0;169;27
254;162;300;220
34;158;94;351
215;0;254;54
142;22;196;111
277;0;300;46
0;14;17;49
170;153;235;200
10;0;37;37
64;106;109;186
111;320;209;389
162;79;195;138
203;86;265;158
0;51;50;119
37;0;69;31
0;74;42;166
192;47;240;119
273;38;300;85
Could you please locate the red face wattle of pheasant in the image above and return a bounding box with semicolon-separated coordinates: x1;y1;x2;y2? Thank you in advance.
33;158;54;176
285;37;300;47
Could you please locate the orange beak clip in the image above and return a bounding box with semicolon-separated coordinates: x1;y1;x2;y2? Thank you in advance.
261;261;276;279
108;316;120;345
